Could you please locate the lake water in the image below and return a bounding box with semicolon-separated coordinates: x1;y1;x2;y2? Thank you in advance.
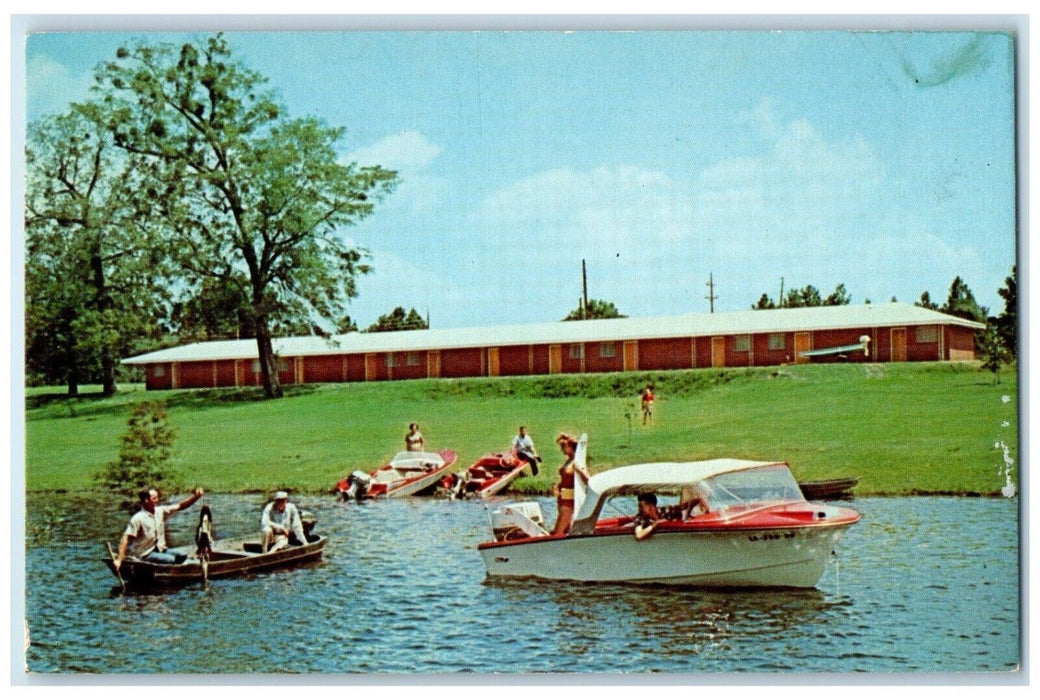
21;493;1020;676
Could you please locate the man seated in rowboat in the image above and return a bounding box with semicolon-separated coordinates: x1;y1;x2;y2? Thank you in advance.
260;491;309;553
114;486;205;571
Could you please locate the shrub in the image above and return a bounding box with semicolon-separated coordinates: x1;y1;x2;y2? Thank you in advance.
96;401;180;498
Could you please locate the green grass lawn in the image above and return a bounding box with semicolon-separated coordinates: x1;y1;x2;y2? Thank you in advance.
23;362;1019;496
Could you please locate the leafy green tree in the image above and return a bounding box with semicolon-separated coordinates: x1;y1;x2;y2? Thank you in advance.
96;401;180;499
366;307;429;332
994;266;1016;358
170;271;254;341
915;291;940;310
562;298;627;321
337;315;360;333
25;107;172;395
752;283;850;310
94;34;397;398
751;293;776;310
824;283;851;306
941;276;988;323
978;325;1011;384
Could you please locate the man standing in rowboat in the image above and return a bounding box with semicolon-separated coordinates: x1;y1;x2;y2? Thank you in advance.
114;486;205;571
260;491;308;553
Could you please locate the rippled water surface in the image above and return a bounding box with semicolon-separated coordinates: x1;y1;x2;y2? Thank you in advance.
22;494;1019;675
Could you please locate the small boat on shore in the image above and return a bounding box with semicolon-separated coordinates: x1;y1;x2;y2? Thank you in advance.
104;535;326;590
798;477;860;500
479;441;859;588
444;450;530;499
336;450;458;500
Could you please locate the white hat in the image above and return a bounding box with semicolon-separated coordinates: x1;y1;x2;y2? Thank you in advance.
274;491;289;500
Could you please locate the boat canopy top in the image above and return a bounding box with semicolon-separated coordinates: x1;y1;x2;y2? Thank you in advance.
570;458;786;535
388;451;446;469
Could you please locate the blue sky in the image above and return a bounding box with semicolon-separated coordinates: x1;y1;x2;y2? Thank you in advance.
24;29;1017;329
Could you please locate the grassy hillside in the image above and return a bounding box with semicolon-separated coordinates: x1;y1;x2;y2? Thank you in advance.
23;362;1019;496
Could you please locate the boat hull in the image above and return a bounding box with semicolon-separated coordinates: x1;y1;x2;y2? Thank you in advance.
104;536;326;589
478;524;852;588
799;478;859;500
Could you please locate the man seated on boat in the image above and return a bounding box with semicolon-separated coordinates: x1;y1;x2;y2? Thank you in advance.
632;490;710;540
511;425;541;476
114;486;205;570
260;491;309;553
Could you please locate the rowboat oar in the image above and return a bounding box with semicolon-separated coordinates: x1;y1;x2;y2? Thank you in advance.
106;542;126;591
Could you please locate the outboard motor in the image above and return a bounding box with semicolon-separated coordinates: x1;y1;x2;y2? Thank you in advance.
341;471;373;501
449;471;472;500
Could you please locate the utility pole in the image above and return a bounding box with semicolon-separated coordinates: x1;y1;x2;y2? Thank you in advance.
779;276;784;308
581;259;589;319
705;273;717;313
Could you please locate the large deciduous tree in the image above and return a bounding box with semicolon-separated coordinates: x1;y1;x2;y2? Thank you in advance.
25;107;171;396
95;35;397;398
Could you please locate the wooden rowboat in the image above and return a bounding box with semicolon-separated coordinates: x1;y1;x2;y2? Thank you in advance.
798;477;859;500
103;535;326;590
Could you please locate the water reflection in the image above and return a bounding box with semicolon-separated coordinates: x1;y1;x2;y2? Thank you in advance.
23;493;1019;674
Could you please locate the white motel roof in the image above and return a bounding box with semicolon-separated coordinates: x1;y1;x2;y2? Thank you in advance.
122;302;985;365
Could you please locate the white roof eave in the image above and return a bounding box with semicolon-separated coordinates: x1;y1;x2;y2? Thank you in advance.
122;303;985;365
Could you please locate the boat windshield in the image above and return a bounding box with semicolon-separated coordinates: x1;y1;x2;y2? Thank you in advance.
700;464;805;512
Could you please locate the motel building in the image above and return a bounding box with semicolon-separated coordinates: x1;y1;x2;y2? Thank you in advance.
124;302;985;391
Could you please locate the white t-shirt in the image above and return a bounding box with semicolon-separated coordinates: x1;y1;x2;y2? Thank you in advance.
124;505;179;557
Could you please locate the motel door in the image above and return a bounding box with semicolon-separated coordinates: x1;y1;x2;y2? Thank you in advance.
793;332;811;364
891;328;907;362
427;350;440;378
623;341;639;371
365;353;378;381
711;337;726;368
487;348;500;377
548;344;562;374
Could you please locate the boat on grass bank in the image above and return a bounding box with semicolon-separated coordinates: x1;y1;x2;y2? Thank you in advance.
798;477;860;500
442;450;531;499
104;534;326;590
479;440;859;588
335;450;458;500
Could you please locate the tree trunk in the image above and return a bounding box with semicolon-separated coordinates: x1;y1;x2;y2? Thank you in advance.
253;312;283;399
90;252;117;397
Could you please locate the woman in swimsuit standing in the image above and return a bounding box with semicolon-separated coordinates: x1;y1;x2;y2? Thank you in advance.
550;433;579;536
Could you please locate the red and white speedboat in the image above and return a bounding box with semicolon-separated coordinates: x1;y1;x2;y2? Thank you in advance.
479;437;859;588
443;450;532;499
336;450;457;500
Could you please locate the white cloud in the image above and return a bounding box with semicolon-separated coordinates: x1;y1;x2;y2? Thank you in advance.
346;130;445;214
346;130;442;172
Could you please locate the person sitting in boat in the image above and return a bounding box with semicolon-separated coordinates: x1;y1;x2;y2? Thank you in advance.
550;433;580;536
511;425;541;476
405;423;425;452
260;491;308;553
113;486;205;571
633;493;664;540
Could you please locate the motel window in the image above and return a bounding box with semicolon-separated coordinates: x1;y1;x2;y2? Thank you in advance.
153;365;165;378
253;359;289;372
252;360;261;373
733;335;751;352
599;342;617;359
768;333;786;351
915;326;938;343
386;353;399;368
569;344;584;360
407;352;421;366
